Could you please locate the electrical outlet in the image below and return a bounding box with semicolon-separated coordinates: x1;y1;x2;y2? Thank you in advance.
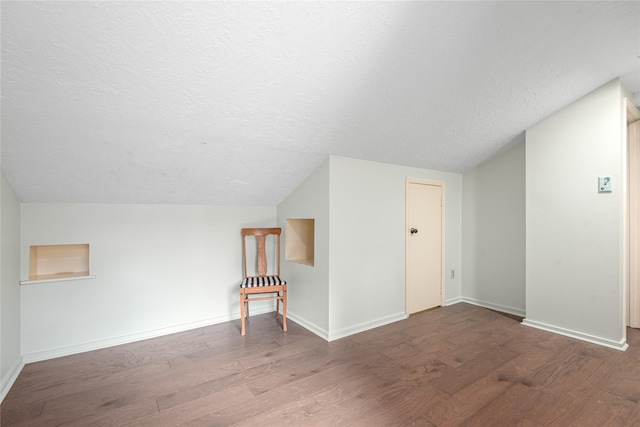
598;176;612;193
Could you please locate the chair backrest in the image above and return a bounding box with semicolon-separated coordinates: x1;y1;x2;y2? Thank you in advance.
242;228;281;278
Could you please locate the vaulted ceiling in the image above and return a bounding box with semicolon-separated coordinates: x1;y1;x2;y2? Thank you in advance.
2;1;639;206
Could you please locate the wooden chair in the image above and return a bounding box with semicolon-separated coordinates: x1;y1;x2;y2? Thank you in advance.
240;227;287;336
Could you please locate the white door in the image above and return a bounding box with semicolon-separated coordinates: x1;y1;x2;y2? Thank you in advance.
406;180;443;314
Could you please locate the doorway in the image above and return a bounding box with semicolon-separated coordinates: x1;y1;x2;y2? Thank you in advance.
406;179;444;314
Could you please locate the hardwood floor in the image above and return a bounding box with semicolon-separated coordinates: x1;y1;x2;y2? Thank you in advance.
3;303;640;426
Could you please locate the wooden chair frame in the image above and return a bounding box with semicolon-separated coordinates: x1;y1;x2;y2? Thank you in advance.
240;227;287;336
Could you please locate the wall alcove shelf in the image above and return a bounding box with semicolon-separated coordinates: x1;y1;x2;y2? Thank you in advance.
20;244;95;285
285;218;315;266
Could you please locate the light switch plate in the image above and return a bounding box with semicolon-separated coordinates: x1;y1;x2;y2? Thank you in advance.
598;176;612;193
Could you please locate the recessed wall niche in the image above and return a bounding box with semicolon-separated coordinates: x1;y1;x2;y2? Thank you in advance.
285;219;315;266
21;243;95;284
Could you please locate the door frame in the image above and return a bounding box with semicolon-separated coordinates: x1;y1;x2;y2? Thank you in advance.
627;99;640;327
405;178;445;315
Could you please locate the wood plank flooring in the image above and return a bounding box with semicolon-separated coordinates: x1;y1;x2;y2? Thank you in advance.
3;303;640;426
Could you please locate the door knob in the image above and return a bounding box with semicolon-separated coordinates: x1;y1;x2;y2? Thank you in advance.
410;228;418;235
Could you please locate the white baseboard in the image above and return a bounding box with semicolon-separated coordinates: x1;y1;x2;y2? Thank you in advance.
286;311;329;341
327;312;408;342
460;297;526;317
444;298;627;351
1;356;25;403
522;318;628;351
444;296;463;305
22;307;274;364
22;309;407;363
272;311;410;343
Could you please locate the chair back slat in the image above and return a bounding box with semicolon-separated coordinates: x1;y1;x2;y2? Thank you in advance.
256;235;267;276
241;227;281;278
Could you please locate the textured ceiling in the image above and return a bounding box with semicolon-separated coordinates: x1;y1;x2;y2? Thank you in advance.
2;1;639;206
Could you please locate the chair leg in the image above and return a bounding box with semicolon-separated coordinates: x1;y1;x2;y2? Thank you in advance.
276;295;280;319
282;287;287;332
240;291;246;336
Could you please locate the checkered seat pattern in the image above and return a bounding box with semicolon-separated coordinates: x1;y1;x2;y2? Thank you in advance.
241;275;287;288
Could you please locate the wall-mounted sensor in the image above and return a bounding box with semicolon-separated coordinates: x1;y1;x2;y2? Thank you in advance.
598;176;612;193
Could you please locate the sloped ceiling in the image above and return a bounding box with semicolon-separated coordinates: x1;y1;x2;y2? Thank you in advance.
2;1;639;206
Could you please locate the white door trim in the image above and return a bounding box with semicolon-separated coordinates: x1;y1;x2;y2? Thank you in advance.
627;99;640;328
405;178;445;314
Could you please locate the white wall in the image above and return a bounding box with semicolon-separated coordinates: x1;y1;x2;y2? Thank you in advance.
328;156;462;340
20;203;275;361
524;79;627;349
1;173;22;401
462;139;526;316
277;159;330;338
